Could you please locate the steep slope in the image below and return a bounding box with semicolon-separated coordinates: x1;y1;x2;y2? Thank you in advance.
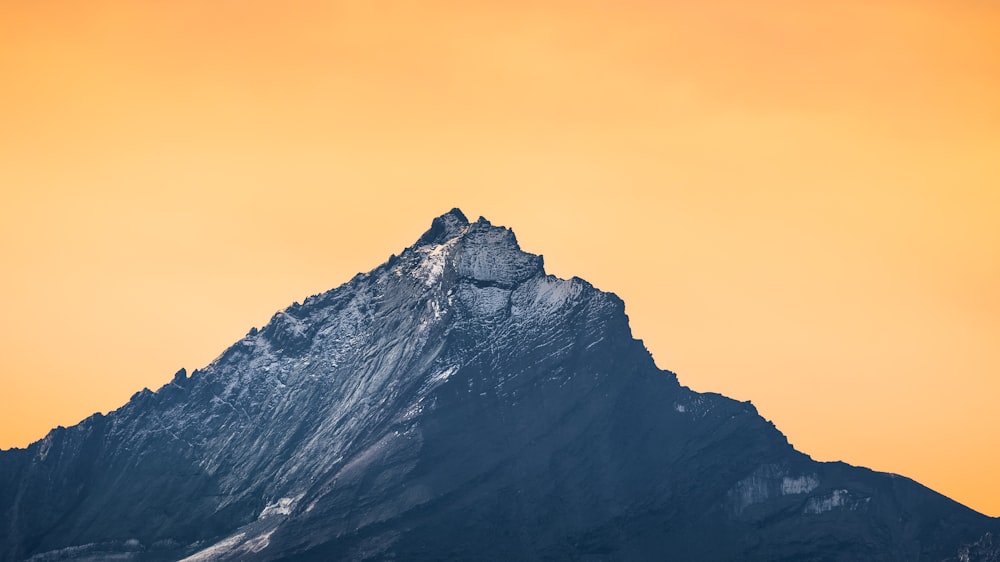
1;209;996;561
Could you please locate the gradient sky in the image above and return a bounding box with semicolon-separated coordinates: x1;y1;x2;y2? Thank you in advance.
1;1;998;515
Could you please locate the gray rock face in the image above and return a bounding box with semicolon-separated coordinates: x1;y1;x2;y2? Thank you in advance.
1;208;997;561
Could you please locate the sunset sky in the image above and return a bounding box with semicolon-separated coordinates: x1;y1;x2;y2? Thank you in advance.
1;1;998;515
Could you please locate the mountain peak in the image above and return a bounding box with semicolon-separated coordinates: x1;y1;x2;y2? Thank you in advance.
409;209;543;288
416;207;469;246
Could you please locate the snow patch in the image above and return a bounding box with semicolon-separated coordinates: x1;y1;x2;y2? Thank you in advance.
511;276;581;317
259;495;301;519
731;470;775;511
781;475;819;495
38;435;53;462
243;530;275;554
414;236;461;287
179;533;245;562
430;365;458;384
730;466;820;514
805;489;851;514
532;277;579;308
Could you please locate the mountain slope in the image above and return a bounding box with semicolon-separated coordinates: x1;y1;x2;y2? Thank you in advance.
1;209;996;561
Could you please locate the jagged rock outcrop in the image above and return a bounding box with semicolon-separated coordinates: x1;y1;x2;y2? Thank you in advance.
1;209;997;561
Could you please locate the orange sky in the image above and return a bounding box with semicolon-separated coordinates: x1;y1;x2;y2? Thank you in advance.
1;0;998;516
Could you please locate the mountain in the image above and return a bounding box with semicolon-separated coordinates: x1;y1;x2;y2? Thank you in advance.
1;209;996;561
